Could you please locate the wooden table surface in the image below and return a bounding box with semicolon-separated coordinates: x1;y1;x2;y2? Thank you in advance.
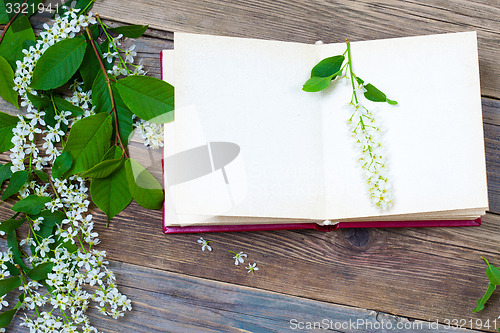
1;0;500;332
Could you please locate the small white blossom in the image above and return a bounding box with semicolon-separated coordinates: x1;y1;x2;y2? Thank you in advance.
197;237;212;251
246;263;259;274
230;251;247;265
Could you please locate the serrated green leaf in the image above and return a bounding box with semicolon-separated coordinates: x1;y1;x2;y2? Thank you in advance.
302;75;334;92
0;162;13;186
0;218;25;233
92;71;112;114
27;262;53;281
31;36;87;90
82;158;123;179
0;14;35;68
52;151;72;179
116;76;174;123
1;170;28;200
110;24;149;38
112;84;134;146
0;276;21;297
473;282;496;313
125;158;163;210
364;83;388;103
54;96;84;117
310;55;344;79
0;55;18;108
91;147;132;220
12;195;52;215
63;113;112;175
33;169;49;182
0;111;18;154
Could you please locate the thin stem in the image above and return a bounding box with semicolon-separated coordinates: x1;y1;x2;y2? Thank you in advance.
345;39;358;104
0;0;28;45
85;26;129;158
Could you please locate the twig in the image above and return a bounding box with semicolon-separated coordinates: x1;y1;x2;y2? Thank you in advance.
85;26;129;159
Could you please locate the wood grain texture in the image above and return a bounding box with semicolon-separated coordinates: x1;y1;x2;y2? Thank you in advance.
93;0;500;99
2;203;498;331
0;245;475;333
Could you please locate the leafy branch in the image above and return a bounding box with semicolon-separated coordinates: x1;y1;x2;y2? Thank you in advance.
85;26;128;158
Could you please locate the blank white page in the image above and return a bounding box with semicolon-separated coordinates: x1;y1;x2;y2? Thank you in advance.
172;32;326;219
320;32;489;219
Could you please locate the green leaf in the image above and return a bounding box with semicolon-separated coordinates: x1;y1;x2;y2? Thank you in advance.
12;195;51;215
30;210;66;238
116;76;174;123
91;147;132;220
30;35;87;90
473;282;496;313
43;103;56;128
302;75;334;92
112;84;134;146
0;276;21;297
0;308;16;328
6;230;27;271
355;76;365;85
52;151;73;179
1;170;28;200
0;162;13;186
0;0;8;24
33;169;49;182
363;83;387;102
310;55;344;79
92;71;112;114
0;55;18;108
27;92;50;109
82;158;123;179
54;96;84;117
482;257;500;285
0;218;25;233
63;113;112;175
387;99;398;105
27;262;53;281
0;292;24;327
110;24;149;38
80;39;103;91
125;158;163;210
0;111;18;153
0;14;35;68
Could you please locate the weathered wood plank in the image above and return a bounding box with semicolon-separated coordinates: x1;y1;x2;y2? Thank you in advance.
93;0;500;99
4;201;498;330
0;249;478;333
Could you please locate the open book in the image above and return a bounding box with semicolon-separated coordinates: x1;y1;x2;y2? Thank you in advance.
161;31;488;233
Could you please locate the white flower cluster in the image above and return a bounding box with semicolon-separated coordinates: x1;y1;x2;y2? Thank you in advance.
346;100;392;210
3;8;132;333
100;26;164;149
